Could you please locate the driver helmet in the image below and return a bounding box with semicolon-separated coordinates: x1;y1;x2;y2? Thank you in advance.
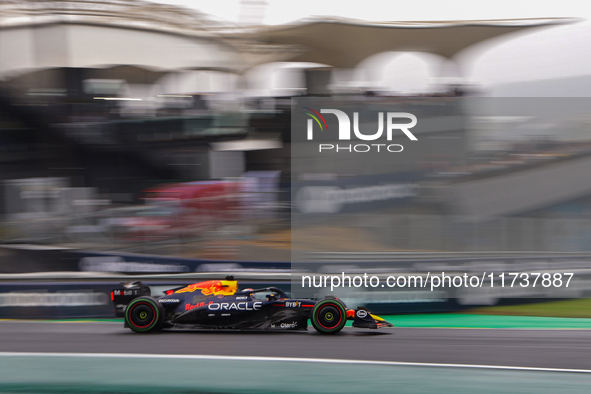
242;288;255;298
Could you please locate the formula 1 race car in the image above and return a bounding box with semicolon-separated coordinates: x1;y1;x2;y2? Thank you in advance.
111;277;393;334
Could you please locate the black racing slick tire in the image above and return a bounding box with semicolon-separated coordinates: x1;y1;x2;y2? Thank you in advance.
311;299;347;334
124;297;163;333
324;295;348;310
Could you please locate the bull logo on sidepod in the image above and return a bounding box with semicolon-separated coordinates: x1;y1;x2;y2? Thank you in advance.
176;280;237;296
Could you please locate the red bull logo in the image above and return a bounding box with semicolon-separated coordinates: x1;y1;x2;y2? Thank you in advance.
185;301;213;310
176;280;237;296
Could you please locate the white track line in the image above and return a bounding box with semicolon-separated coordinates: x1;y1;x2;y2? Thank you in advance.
1;352;591;374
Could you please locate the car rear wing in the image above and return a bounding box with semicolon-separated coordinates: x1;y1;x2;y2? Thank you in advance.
111;281;151;317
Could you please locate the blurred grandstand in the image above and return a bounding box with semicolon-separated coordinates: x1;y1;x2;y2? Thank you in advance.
0;0;585;267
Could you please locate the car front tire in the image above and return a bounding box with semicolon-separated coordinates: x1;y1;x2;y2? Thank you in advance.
310;299;347;334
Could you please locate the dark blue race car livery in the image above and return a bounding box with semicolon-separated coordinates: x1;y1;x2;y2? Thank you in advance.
111;276;393;335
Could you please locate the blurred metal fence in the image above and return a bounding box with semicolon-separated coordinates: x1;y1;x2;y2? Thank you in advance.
298;213;591;253
10;212;591;254
0;188;290;259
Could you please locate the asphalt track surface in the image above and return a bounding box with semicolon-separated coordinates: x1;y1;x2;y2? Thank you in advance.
1;320;591;370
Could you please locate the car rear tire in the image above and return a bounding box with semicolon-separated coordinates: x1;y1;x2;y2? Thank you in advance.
125;297;163;333
311;299;347;334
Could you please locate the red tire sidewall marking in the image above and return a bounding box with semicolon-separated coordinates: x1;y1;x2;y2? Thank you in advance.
128;301;156;329
316;303;343;330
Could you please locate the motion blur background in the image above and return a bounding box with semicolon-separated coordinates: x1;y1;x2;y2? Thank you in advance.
1;0;590;263
3;1;591;393
0;0;590;310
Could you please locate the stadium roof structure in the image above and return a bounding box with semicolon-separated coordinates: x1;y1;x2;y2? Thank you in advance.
0;1;580;76
0;0;253;78
0;0;226;36
238;17;581;69
0;0;304;76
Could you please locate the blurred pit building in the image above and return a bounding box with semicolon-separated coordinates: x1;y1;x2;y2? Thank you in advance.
0;0;585;254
